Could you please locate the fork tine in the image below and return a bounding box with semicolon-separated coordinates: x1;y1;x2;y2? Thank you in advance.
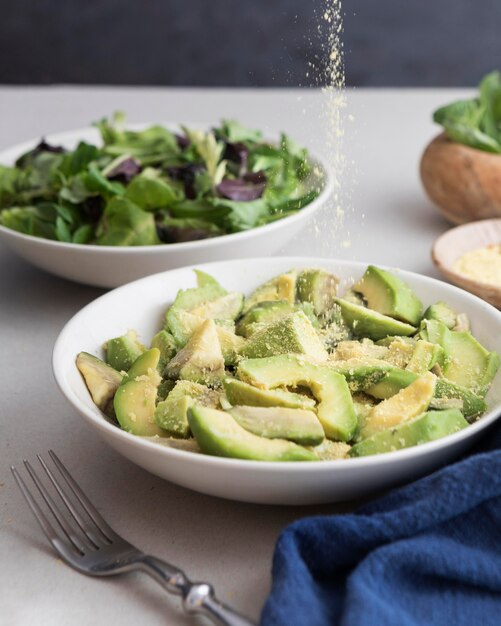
37;454;102;550
23;460;88;555
48;450;115;542
11;465;61;546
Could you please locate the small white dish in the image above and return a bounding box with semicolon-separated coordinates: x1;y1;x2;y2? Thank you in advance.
53;257;501;505
432;219;501;308
0;125;332;288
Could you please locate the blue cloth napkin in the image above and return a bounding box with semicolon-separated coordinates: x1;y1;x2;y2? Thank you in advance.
261;423;501;626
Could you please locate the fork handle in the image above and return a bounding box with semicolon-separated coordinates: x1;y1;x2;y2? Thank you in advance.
138;555;256;626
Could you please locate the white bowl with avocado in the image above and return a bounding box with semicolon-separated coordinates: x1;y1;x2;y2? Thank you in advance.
53;257;501;505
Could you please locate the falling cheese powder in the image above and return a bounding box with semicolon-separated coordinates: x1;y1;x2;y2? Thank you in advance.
453;244;501;286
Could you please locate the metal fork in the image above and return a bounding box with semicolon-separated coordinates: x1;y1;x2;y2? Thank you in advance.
11;451;255;626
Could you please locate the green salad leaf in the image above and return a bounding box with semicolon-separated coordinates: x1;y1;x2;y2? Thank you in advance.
95;197;159;246
0;115;320;246
433;70;501;153
124;169;179;210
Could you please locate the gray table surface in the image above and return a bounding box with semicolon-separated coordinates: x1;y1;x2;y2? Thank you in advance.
0;86;472;625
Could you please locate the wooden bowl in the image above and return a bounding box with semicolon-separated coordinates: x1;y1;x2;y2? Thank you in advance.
432;219;501;308
421;133;501;224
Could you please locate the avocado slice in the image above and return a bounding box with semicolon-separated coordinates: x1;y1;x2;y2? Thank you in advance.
418;319;500;394
166;308;236;347
124;347;161;381
452;313;470;333
333;339;389;361
309;439;351;460
241;311;328;361
352;265;423;326
423;301;457;329
350;409;468;457
223;378;316;410
328;358;394;391
441;331;500;395
151;330;177;375
359;372;437;440
190;292;243;320
236;301;296;337
113;348;165;436
335;299;417;341
296;268;339;316
242;270;297;314
76;352;123;417
165;281;227;343
237;355;357;442
105;330;145;372
365;368;486;421
428;397;464;411
376;336;415;347
169;282;227;312
215;326;246;366
141;436;201;453
166;319;225;385
194;269;223;289
406;340;445;374
229;405;324;445
187;405;317;461
418;319;450;344
154;380;220;437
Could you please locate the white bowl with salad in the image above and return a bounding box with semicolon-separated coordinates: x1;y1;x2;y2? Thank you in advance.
0;116;332;288
53;257;501;504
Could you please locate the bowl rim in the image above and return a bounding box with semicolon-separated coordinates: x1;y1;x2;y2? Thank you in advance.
52;256;501;472
0;123;333;253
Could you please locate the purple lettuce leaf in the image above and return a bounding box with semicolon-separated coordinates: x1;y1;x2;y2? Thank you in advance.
223;141;248;171
216;171;267;201
15;139;66;168
166;163;205;199
107;157;141;184
175;134;190;150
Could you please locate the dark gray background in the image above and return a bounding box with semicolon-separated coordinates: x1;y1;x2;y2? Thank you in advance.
1;0;499;86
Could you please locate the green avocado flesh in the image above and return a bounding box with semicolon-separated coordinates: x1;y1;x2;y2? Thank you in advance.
81;264;499;462
405;340;444;374
365;368;486;421
150;330;177;375
154;380;220;437
353;265;423;326
229;405;324;445
223;378;316;410
76;352;123;416
242;271;297;313
187;405;317;461
241;311;328;361
423;301;457;329
106;330;145;371
296;268;339;316
114;349;164;436
328;359;394;391
165;282;228;345
165;319;224;385
358;372;436;440
350;409;468;457
237;355;357;442
418;319;499;394
335;298;417;341
124;348;160;381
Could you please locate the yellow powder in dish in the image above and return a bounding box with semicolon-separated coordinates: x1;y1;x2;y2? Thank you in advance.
454;244;501;285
